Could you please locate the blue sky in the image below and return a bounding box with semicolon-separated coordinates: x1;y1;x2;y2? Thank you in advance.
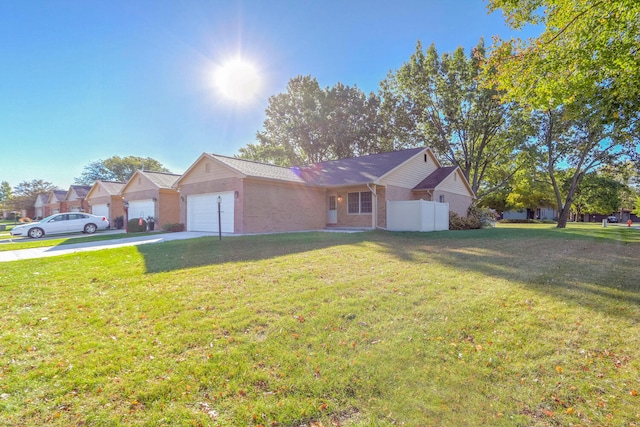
0;1;535;189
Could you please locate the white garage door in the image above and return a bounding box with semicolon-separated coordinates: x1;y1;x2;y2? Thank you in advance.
187;192;234;233
128;199;155;220
92;204;109;220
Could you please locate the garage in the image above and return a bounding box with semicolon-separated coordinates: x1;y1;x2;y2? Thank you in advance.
91;204;109;220
128;200;155;220
187;192;234;233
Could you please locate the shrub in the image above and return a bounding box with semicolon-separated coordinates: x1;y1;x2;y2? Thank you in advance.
162;223;185;232
468;205;498;228
127;218;147;233
114;216;125;229
449;212;481;230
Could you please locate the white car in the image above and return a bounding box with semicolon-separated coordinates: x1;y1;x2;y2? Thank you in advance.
10;213;110;239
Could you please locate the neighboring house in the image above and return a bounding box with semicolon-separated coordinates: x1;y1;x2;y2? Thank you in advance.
502;207;558;221
34;193;49;219
44;190;68;216
85;181;126;222
175;147;475;234
65;185;92;212
120;170;181;229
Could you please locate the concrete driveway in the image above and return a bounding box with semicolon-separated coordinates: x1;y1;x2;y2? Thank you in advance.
0;231;217;263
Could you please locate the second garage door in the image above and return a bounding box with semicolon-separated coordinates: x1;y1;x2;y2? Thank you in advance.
92;204;110;220
128;200;155;220
187;192;234;233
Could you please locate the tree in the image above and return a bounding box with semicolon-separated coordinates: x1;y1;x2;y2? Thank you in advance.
528;103;635;228
380;39;527;199
569;173;623;220
0;181;12;216
488;0;640;118
75;156;171;184
10;180;58;213
238;75;390;166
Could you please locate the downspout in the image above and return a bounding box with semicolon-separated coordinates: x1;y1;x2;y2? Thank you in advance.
367;183;382;230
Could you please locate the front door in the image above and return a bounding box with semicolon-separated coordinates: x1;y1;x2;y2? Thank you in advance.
327;195;337;224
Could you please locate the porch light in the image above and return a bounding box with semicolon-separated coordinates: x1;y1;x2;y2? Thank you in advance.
337;195;342;202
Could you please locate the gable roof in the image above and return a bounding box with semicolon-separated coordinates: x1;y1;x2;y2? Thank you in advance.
413;166;458;190
66;185;92;200
210;154;306;183
121;170;182;193
142;171;181;189
35;193;50;204
413;166;475;197
99;181;125;195
86;181;125;199
299;147;427;186
48;190;67;203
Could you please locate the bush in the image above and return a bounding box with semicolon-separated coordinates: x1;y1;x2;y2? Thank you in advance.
127;218;147;233
449;212;481;230
114;216;125;229
468;205;498;228
162;223;185;232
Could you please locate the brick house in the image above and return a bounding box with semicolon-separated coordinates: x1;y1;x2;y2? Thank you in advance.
44;190;68;216
85;181;125;223
175;147;475;234
65;185;92;212
120;170;181;229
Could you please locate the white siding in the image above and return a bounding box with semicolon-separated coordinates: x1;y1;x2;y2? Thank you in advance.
379;150;439;188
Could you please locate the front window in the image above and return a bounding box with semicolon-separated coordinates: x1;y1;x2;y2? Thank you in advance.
348;191;372;214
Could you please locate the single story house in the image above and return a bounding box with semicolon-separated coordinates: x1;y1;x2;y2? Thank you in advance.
120;170;181;229
65;185;92;212
34;193;49;219
85;180;126;222
44;189;68;216
175;147;475;234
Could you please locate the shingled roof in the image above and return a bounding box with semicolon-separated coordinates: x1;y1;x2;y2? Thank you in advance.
413;166;458;190
69;185;92;198
299;147;425;186
98;181;125;195
140;171;181;189
210;154;306;184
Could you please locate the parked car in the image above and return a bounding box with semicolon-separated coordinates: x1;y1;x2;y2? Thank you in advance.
607;216;618;223
9;213;110;238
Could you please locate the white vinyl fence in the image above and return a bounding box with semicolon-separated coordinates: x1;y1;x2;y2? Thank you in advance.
386;200;449;232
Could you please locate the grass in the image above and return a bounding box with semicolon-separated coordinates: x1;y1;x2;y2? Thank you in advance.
0;231;164;252
1;223;639;426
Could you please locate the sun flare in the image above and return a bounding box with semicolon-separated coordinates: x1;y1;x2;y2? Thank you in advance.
213;57;262;104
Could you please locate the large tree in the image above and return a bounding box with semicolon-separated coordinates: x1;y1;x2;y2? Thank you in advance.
238;75;390;166
569;173;623;220
10;180;58;213
488;0;640;118
0;181;12;216
380;39;526;198
528;102;635;228
75;156;171;185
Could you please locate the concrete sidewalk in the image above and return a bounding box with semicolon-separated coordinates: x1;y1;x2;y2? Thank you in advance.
0;231;218;263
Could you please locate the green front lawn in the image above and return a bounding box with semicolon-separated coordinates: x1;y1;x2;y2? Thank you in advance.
0;230;161;252
1;224;639;426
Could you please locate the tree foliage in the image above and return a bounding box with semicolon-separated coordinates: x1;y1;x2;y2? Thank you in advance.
380;39;526;198
10;180;58;213
488;0;640;117
528;102;635;227
238;75;390;166
569;173;623;219
75;156;171;185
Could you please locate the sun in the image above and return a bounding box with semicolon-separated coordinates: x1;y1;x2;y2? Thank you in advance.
213;57;263;104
